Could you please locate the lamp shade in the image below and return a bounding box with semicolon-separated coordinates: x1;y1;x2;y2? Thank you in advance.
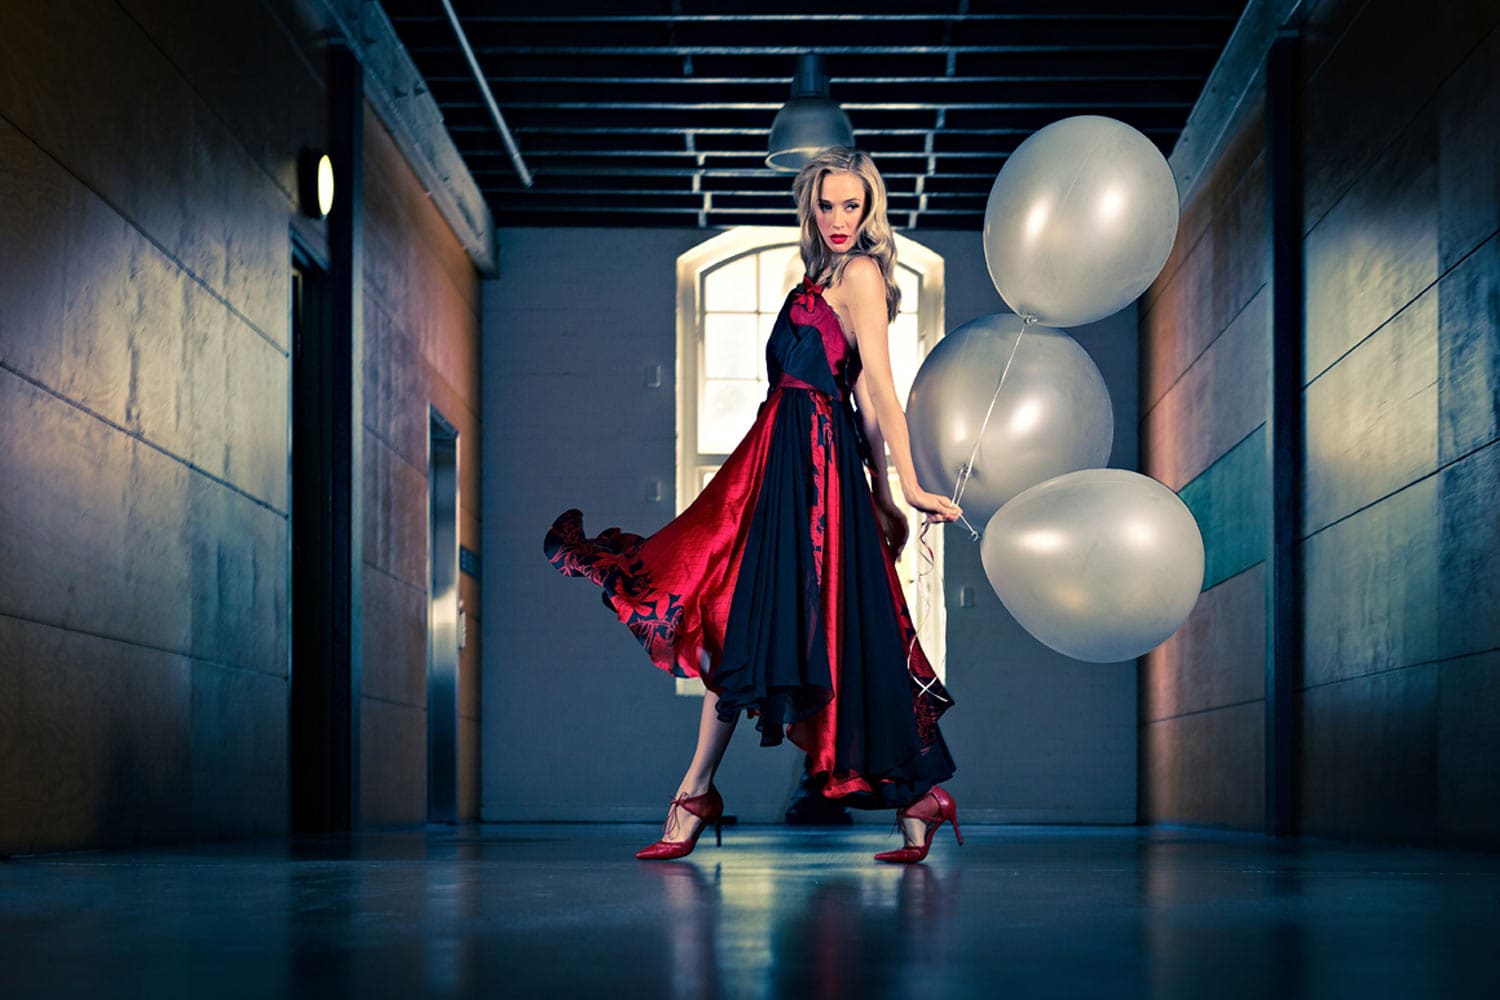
766;54;855;171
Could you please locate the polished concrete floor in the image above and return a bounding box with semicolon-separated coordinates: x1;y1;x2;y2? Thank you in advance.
1;823;1497;999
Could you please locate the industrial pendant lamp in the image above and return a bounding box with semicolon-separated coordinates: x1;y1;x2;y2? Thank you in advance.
766;53;855;171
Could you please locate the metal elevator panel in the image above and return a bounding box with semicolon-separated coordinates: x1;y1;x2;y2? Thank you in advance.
428;410;460;823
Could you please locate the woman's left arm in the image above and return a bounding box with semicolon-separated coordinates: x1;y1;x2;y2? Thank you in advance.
844;258;961;524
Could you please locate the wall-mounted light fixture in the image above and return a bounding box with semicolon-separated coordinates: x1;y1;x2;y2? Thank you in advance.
766;54;855;172
298;148;335;219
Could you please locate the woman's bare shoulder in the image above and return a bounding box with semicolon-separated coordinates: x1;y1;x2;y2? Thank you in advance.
841;254;884;285
835;255;885;304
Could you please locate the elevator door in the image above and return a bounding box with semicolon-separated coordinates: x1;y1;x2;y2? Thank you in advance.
428;411;460;823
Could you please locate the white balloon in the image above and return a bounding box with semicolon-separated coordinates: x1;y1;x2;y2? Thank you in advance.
906;313;1113;528
984;115;1180;328
980;469;1204;662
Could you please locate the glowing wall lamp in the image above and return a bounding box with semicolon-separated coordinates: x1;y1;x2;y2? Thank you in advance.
766;53;855;172
298;148;335;219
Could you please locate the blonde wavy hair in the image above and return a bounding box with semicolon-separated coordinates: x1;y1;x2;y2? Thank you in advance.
791;147;901;322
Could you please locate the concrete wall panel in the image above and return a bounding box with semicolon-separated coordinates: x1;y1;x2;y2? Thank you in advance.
357;111;483;826
1291;8;1500;848
0;121;289;512
115;0;327;207
190;659;288;839
0;615;192;853
1142;563;1265;724
1437;652;1500;841
1176;428;1268;590
1302;476;1440;688
361;566;427;709
1300;0;1443;230
184;475;288;677
1141;700;1263;830
1436;442;1500;660
359;698;427;828
1143;287;1268;491
1439;26;1500;271
1438;235;1500;462
1;372;192;653
1302;288;1438;535
1141;128;1266;412
362;433;429;591
0;0;291;346
1300;663;1438;844
1304;109;1439;381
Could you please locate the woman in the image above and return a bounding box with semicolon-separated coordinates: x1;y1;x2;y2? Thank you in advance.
544;147;963;863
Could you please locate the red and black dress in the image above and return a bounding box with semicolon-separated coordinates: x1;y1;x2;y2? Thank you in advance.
543;274;955;809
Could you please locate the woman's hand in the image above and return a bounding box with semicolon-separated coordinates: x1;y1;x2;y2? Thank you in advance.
903;486;963;524
874;496;910;559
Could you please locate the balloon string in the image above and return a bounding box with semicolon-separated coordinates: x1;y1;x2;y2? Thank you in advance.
899;313;1033;701
948;315;1032;540
904;517;949;703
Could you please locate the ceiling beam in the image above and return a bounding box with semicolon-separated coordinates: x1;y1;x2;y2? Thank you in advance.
460;126;1177;136
394;13;1236;24
441;101;1193;111
416;44;1225;56
421;75;1208;85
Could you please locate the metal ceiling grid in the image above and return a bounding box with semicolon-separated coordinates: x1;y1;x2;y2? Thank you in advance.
379;1;1246;230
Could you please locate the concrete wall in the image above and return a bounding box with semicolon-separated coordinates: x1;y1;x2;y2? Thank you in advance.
483;227;1138;824
1138;99;1270;830
0;0;481;852
360;103;484;829
1139;0;1500;848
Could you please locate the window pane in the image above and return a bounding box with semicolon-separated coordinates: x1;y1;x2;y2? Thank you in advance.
699;378;763;454
703;312;763;379
758;245;803;311
698;466;720;491
703;254;758;312
889;312;921;406
896;266;920;313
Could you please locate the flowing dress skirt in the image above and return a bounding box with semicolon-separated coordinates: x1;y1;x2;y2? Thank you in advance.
544;279;955;808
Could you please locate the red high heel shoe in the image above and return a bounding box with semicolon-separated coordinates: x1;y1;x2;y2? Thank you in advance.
635;785;725;861
874;786;963;864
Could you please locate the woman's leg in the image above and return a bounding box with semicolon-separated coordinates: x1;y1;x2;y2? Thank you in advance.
660;688;738;841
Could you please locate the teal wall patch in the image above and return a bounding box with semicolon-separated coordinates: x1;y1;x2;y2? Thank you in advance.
1177;424;1268;590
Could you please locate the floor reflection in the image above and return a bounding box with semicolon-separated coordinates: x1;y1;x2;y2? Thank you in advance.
637;839;964;1000
642;862;723;1000
1;824;1495;998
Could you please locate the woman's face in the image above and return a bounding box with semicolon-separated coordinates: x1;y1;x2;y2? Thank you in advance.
814;171;867;254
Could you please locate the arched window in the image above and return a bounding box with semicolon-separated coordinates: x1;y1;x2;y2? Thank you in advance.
674;227;946;695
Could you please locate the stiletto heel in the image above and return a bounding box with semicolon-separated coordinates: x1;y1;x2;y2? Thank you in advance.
635;785;725;861
873;786;961;864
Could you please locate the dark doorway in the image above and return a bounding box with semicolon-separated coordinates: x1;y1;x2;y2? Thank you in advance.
289;241;353;833
427;409;460;823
